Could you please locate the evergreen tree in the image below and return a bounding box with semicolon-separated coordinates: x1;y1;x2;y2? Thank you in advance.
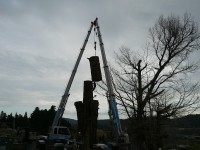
0;111;7;122
7;113;14;128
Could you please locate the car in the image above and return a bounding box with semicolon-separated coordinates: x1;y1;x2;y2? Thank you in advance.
93;144;111;150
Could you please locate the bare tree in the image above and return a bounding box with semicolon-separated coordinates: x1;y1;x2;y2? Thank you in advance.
98;13;200;150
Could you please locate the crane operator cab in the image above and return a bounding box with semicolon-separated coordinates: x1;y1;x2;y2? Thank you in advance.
48;126;72;144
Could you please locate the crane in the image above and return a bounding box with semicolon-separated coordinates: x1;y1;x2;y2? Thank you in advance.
51;20;94;128
94;19;123;137
50;18;128;143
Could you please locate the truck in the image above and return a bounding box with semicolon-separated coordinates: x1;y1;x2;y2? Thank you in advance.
48;126;71;143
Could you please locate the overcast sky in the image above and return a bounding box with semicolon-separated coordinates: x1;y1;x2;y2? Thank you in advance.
0;0;200;120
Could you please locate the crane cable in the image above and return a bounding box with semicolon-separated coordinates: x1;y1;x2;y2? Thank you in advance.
94;26;97;56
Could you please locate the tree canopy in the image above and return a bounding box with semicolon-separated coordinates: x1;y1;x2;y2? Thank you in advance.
0;105;71;135
98;13;200;150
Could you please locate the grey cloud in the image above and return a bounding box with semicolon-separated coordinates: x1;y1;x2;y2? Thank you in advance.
0;0;200;119
0;50;70;78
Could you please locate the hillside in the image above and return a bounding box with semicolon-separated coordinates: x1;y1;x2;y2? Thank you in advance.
171;114;200;128
65;118;112;130
65;114;200;130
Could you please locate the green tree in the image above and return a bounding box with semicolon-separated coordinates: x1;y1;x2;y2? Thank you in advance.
0;111;7;122
23;112;29;127
48;105;56;125
7;113;14;128
30;106;57;134
30;107;40;132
